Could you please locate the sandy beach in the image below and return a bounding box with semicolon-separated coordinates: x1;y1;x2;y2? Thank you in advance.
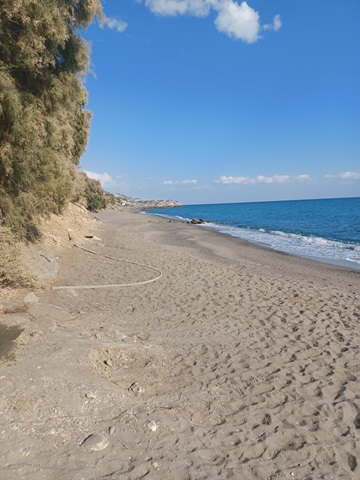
1;209;360;479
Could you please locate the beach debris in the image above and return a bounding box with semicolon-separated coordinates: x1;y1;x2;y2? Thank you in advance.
23;292;39;304
52;244;163;290
81;434;109;451
147;420;158;432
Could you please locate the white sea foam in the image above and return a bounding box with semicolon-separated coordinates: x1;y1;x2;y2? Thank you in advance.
146;211;360;269
204;223;360;269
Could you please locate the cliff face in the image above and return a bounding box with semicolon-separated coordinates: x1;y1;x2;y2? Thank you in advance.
114;194;181;210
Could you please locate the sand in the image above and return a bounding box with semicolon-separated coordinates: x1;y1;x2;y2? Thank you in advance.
0;209;359;479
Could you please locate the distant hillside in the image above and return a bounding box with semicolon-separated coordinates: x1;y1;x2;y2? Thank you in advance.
114;194;181;210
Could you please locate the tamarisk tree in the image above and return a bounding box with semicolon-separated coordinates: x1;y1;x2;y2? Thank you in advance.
0;0;102;237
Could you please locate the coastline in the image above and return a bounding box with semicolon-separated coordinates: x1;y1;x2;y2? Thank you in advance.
1;208;359;479
145;197;360;272
144;210;360;272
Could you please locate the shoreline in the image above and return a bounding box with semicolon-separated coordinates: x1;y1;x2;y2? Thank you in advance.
144;203;360;272
143;209;360;274
1;208;359;479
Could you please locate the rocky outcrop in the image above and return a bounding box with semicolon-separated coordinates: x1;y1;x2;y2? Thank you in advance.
190;218;206;225
113;194;181;210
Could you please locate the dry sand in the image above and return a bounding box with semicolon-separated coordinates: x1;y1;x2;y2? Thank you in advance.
0;209;360;479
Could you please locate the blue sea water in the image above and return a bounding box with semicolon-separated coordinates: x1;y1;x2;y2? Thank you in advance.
147;197;360;269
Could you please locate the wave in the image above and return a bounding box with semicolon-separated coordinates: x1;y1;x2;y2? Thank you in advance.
204;223;360;268
145;211;360;269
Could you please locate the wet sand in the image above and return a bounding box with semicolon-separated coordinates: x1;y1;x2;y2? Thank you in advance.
0;209;359;479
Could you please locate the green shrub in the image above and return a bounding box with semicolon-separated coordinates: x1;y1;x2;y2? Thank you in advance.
0;0;102;238
84;178;107;212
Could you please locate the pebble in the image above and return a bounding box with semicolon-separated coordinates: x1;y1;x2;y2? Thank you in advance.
85;392;97;400
104;359;113;367
81;434;109;451
49;428;56;435
109;426;116;436
147;420;158;432
128;382;144;395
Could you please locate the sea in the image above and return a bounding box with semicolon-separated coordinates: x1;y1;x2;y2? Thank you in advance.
146;197;360;270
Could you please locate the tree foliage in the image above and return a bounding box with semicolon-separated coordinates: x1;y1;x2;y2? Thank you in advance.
84;177;107;212
0;0;102;238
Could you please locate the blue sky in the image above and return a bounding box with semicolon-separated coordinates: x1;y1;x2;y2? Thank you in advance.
81;0;360;204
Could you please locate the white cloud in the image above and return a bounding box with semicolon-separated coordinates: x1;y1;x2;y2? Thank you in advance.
273;14;282;31
296;174;311;181
216;174;310;185
273;174;290;183
256;174;290;184
105;17;128;32
325;171;360;180
145;0;211;16
263;14;282;32
256;175;274;184
216;176;254;184
83;170;113;186
163;179;198;184
214;1;260;43
142;0;281;42
340;171;360;180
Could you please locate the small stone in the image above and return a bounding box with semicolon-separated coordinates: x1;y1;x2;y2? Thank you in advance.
68;231;83;244
49;428;56;435
262;414;272;425
109;426;116;436
354;413;360;429
104;359;113;367
23;292;39;304
147;420;158;432
128;382;144;395
348;453;357;471
85;392;97;400
81;434;109;452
